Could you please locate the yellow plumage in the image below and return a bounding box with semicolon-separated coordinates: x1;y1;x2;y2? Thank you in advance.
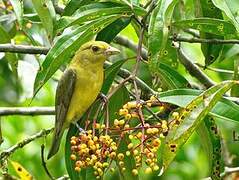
47;41;120;159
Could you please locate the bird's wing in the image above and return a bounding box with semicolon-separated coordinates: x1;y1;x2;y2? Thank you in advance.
55;68;76;131
47;68;76;159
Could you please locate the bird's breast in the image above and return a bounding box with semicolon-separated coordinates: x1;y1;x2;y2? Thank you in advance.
65;66;104;123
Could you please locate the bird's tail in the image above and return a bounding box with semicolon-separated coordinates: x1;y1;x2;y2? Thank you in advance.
47;128;64;159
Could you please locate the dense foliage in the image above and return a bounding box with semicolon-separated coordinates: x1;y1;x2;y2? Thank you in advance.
0;0;239;180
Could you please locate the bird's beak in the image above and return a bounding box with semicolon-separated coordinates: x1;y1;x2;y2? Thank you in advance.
105;46;120;56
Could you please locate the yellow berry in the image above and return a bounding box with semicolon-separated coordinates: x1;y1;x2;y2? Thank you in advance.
110;152;116;159
93;136;98;141
172;112;179;119
110;168;115;172
119;120;125;126
146;102;152;107
101;124;106;129
124;124;130;128
126;151;131;156
95;123;101;129
75;167;81;172
132;169;138;176
152;139;161;147
153;165;159;171
127;143;134;149
122;167;126;171
119;161;124;167
145;167;152;174
119;108;128;116
133;149;139;155
70;154;76;161
114;119;119;126
129;134;134;140
125;114;132;120
150;96;157;101
103;162;109;168
25;22;32;29
117;153;124;160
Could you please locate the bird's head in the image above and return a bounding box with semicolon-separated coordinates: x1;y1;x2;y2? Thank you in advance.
76;41;120;65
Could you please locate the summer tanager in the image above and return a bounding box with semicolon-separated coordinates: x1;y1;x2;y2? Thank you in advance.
47;41;120;159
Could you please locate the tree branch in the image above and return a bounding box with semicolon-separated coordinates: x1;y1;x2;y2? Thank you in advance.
176;45;215;88
170;36;239;44
0;128;53;161
0;106;55;116
0;44;49;54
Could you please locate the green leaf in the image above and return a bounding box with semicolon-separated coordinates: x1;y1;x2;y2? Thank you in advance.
32;0;56;40
173;18;238;37
197;116;221;180
9;0;23;28
211;0;239;32
161;81;236;170
101;60;126;94
158;88;239;123
231;58;239;97
156;63;189;89
0;25;18;75
56;2;144;33
63;0;93;16
96;17;131;43
198;0;224;66
65;125;81;180
148;0;179;71
33;15;121;95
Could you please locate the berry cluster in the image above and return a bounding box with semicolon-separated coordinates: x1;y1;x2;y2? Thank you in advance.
70;96;169;177
70;130;117;179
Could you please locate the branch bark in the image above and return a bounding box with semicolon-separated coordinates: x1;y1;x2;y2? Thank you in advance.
0;44;49;54
0;107;55;116
0;128;53;161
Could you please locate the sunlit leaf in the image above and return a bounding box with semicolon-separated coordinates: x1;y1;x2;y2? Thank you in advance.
11;161;33;180
173;18;237;37
197;116;221;180
32;0;56;40
158;88;239;123
211;0;239;32
63;0;93;16
162;81;237;170
198;0;224;66
148;0;179;71
9;0;23;28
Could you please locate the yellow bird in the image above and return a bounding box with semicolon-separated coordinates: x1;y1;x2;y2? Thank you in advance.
47;41;120;159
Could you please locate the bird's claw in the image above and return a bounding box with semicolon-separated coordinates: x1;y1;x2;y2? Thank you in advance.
98;92;108;104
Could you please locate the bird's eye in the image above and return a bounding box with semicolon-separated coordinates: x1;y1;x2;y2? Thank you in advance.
92;46;99;52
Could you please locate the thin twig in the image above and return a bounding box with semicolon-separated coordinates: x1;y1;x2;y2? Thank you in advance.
0;128;53;161
0;106;55;116
196;63;234;74
41;144;54;180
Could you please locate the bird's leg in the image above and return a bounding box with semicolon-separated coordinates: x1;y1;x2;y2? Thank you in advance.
98;92;108;104
73;122;86;133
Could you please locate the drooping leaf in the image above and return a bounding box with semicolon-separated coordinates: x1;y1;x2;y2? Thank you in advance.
148;0;179;71
158;88;239;123
11;161;33;180
31;0;56;40
63;0;93;16
172;18;238;37
33;15;121;95
198;0;224;66
56;2;145;32
155;63;189;89
96;17;131;43
102;60;126;94
211;0;239;32
9;0;23;28
197;116;222;180
162;81;237;170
